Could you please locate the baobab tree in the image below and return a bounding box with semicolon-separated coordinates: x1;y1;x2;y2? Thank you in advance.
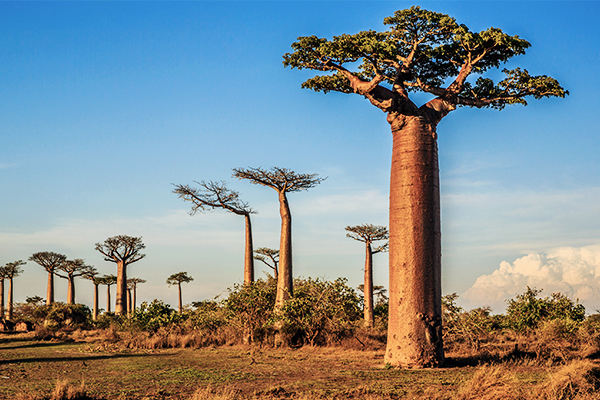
55;259;95;305
4;260;26;320
100;274;117;313
173;181;256;284
29;252;67;305
82;269;102;320
254;247;279;279
127;277;146;312
233;167;325;308
283;7;567;367
0;266;7;318
95;235;146;316
166;272;193;313
346;224;389;328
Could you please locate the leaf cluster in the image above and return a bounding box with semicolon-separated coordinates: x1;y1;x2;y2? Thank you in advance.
173;180;254;216
233;167;326;193
95;235;146;265
166;271;194;286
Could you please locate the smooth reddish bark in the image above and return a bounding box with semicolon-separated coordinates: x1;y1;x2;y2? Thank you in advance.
244;214;254;284
47;272;55;305
275;191;293;308
385;115;443;368
115;261;127;315
364;243;375;327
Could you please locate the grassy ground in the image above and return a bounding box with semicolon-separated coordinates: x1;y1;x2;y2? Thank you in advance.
0;332;596;400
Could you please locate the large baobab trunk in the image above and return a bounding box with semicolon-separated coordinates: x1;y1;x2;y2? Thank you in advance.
47;271;54;305
177;283;183;313
132;286;137;311
244;214;254;284
127;289;132;315
364;243;374;328
115;261;127;316
385;116;443;368
66;276;75;304
275;191;293;308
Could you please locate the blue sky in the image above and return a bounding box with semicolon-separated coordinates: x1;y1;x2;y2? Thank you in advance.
1;1;599;313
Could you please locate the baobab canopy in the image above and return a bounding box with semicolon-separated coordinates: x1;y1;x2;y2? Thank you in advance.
283;6;567;113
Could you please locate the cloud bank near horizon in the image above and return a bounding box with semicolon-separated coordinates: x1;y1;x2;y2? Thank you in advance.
461;244;600;313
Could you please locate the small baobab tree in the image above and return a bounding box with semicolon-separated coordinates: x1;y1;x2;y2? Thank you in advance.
127;277;146;312
166;272;193;313
346;224;389;327
4;260;26;320
82;269;102;320
55;259;95;305
100;274;117;313
95;235;146;316
29;251;67;305
254;247;279;279
173;181;256;284
283;6;567;367
233;167;325;309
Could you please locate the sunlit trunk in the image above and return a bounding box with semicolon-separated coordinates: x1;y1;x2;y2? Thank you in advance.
132;286;137;312
364;243;374;327
66;275;75;304
385;116;443;368
115;261;127;316
178;283;183;313
127;289;132;316
0;279;4;319
275;191;293;309
244;214;255;284
7;277;14;320
93;283;99;320
46;271;54;305
106;284;112;313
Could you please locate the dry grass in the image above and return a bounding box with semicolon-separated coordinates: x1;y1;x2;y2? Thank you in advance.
16;379;88;400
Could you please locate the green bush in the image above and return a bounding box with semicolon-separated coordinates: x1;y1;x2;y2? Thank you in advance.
28;303;92;330
128;300;182;332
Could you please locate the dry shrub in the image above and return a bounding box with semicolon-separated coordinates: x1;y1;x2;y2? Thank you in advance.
190;386;242;400
16;379;89;400
534;360;600;400
455;365;524;400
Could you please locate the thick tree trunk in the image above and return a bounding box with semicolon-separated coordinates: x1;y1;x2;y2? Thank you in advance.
133;286;137;312
364;243;374;328
127;289;132;315
115;261;127;316
93;283;99;320
0;279;4;319
46;271;54;305
275;191;293;309
385;116;443;368
106;285;111;313
244;214;255;284
67;276;75;304
7;278;14;320
178;283;183;313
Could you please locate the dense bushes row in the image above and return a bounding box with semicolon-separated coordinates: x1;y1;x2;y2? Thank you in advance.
9;279;600;362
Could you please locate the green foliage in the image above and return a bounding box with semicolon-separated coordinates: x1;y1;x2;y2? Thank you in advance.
128;299;182;332
223;278;277;342
189;300;227;331
504;287;585;332
275;277;362;346
18;302;92;330
166;271;194;286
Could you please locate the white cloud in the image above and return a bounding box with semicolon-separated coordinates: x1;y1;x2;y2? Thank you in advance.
461;244;600;313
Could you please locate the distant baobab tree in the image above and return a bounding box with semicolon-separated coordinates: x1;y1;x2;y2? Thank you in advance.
127;277;146;312
95;235;146;316
55;259;95;305
254;247;279;279
29;251;67;305
0;266;7;318
100;274;117;313
4;260;26;320
166;272;193;313
283;6;567;367
233;167;325;309
173;180;256;284
346;224;389;327
82;269;102;320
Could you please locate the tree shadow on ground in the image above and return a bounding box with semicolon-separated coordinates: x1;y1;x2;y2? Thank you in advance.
0;352;167;365
0;341;77;351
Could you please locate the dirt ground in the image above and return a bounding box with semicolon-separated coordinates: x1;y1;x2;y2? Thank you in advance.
0;332;557;399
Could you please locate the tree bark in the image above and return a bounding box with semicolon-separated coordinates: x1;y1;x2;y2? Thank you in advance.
115;261;127;316
93;283;99;320
46;271;54;305
384;115;443;368
133;286;137;312
244;214;255;284
7;277;14;320
364;243;374;328
106;285;111;313
275;191;293;309
178;283;183;313
67;276;75;305
0;279;4;319
127;289;132;315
